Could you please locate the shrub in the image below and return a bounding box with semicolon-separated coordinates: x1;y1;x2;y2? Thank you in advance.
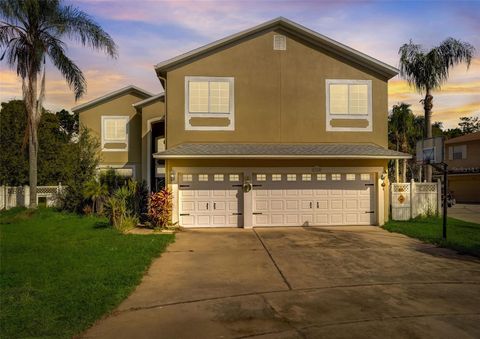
148;188;173;229
117;215;139;233
57;126;100;213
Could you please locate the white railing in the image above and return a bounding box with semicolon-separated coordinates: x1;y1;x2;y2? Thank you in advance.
0;184;64;210
391;180;441;220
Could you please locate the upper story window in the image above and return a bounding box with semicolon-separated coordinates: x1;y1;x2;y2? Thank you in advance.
326;79;372;132
449;145;467;160
185;76;234;131
101;116;129;151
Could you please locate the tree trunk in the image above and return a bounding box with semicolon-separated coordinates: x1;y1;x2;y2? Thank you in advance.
24;72;39;208
423;88;433;182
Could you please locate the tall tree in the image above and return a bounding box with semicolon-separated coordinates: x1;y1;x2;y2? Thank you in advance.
398;38;475;181
0;0;117;207
458;116;480;134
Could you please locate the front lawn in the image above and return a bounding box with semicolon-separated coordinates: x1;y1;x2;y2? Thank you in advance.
0;208;174;338
383;216;480;257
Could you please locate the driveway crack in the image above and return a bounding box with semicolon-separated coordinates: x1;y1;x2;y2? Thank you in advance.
253;229;292;290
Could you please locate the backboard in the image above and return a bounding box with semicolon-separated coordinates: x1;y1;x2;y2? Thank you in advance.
416;137;444;164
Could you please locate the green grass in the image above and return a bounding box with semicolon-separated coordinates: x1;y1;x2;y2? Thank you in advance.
0;208;174;338
383;216;480;257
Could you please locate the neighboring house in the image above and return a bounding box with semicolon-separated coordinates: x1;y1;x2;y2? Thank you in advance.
75;17;410;228
444;131;480;203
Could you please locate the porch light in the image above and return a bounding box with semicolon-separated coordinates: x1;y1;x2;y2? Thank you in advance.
170;170;176;183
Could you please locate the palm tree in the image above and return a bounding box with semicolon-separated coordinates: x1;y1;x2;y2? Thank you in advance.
0;0;117;208
398;38;475;181
83;178;108;214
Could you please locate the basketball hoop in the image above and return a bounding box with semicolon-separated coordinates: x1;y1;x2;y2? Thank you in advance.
416;137;444;165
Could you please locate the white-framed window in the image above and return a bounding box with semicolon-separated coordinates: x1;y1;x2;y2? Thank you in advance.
272;174;282;181
449;145;467;160
98;165;135;178
214;174;224;181
317;174;326;181
182;174;193;182
229;174;240;182
326;79;372;132
346;174;355;181
256;174;266;181
331;174;341;181
360;173;370;181
302;174;311;181
198;174;209;181
101;116;129;151
287;174;297;181
185;76;234;131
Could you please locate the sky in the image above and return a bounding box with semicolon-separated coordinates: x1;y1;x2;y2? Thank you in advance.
1;0;479;129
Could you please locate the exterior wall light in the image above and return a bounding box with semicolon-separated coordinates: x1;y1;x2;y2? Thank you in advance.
170;170;176;183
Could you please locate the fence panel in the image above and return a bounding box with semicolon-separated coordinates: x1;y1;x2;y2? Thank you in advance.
391;181;440;221
0;184;63;210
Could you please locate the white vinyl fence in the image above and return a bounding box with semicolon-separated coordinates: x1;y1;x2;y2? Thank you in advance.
391;180;441;221
0;184;64;210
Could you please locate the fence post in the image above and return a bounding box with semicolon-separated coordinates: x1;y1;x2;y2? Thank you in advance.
24;185;30;208
0;185;4;210
437;178;442;217
410;179;414;219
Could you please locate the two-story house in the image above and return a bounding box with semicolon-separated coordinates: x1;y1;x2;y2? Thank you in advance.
444;131;480;203
75;17;410;228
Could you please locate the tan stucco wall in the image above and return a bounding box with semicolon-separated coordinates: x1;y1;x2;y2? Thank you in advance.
446;140;480;168
448;174;480;203
165;29;389;148
78;92;146;180
140;100;165;182
165;158;390;221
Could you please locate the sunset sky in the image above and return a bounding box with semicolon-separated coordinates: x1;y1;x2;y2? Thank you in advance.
1;0;479;129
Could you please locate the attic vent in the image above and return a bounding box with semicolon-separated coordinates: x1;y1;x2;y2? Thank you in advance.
273;35;286;50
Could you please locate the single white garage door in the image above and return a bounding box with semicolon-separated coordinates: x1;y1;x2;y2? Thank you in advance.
252;172;375;226
178;173;243;227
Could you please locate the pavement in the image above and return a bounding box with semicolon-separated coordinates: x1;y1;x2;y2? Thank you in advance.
449;204;480;224
83;226;480;339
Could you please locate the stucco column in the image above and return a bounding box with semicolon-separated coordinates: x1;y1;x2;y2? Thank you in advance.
377;173;385;226
243;170;253;228
170;183;179;225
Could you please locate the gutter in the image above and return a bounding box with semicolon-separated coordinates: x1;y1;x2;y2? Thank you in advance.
152;154;412;160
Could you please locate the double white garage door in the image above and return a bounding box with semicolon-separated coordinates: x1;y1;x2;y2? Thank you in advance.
178;171;375;227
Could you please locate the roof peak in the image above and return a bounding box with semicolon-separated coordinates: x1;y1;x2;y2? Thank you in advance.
154;17;398;78
72;85;153;112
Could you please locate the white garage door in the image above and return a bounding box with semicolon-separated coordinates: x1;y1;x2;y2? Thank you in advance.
178;173;243;227
252;172;375;226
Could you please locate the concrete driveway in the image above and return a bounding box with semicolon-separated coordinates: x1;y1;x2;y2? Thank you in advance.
84;227;480;339
449;204;480;224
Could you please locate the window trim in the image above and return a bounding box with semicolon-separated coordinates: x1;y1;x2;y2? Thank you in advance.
101;116;129;152
326;79;372;132
184;76;235;131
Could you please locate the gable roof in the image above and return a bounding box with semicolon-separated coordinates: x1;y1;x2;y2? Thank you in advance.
132;92;165;108
153;143;411;159
445;131;480;144
72;85;153;112
154;17;398;79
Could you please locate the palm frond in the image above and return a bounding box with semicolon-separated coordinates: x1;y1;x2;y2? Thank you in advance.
56;4;118;58
46;36;86;100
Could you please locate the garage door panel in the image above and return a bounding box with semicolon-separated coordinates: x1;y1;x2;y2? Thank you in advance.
254;214;269;225
314;214;328;224
317;200;328;210
286;200;299;210
344;199;358;210
286;214;299;224
345;213;358;224
271;200;284;210
197;215;211;225
331;200;343;209
300;200;313;210
270;190;283;197
214;201;226;211
271;214;284;224
255;189;268;197
255;200;268;211
330;214;343;224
